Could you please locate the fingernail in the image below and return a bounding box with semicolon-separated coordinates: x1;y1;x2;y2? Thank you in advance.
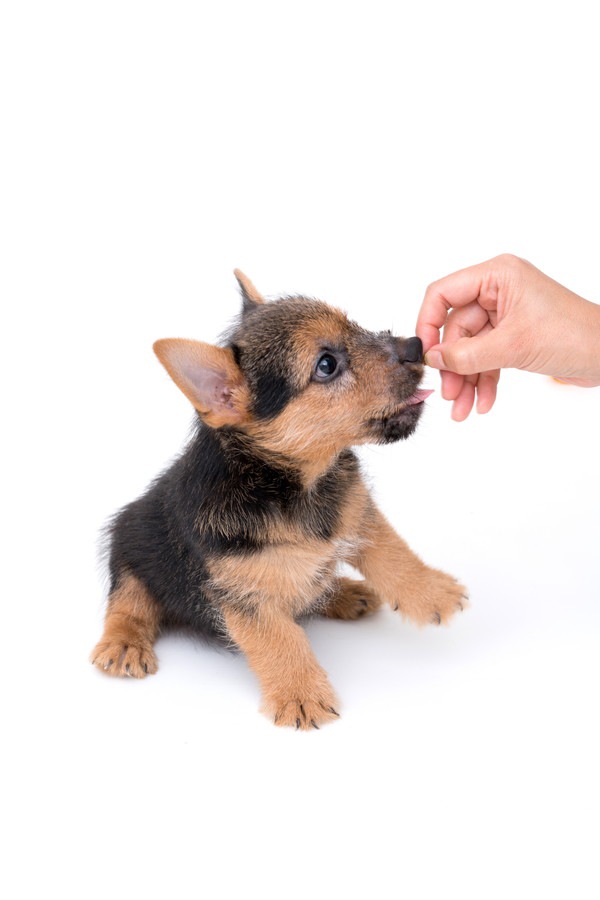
424;350;444;369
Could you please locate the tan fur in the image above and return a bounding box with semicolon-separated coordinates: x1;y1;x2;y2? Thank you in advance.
352;506;467;625
222;606;340;729
90;574;161;677
233;269;266;305
246;392;358;482
323;577;382;619
94;273;467;727
153;339;252;428
245;309;418;483
209;542;337;617
208;473;373;617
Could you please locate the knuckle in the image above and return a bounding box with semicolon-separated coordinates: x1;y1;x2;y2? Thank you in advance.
424;276;446;299
423;281;438;301
495;252;532;277
495;252;521;268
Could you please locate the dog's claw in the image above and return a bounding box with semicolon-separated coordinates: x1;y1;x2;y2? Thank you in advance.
311;720;319;730
296;718;301;730
432;612;441;625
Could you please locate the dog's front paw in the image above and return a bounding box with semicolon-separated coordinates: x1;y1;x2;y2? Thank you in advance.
264;681;341;731
90;639;158;678
393;566;468;627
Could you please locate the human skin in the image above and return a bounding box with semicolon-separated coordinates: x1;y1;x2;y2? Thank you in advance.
416;254;600;421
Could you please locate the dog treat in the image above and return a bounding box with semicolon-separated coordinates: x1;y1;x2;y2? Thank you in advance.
91;271;466;729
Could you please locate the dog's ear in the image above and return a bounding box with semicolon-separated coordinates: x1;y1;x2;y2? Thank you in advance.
234;268;265;313
153;339;250;427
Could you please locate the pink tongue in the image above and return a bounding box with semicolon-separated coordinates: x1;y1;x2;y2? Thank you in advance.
406;388;434;406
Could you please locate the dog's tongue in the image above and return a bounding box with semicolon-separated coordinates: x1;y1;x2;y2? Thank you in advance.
405;388;434;406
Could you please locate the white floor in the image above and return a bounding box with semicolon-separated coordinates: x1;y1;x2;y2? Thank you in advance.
3;3;600;898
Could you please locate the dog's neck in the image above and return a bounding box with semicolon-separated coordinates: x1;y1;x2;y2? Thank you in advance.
208;424;344;490
287;446;343;488
234;423;347;488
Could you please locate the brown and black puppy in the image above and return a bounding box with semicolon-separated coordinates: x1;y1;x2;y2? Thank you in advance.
91;271;466;729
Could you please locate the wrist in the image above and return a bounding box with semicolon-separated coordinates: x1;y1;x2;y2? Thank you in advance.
578;299;600;382
554;297;600;385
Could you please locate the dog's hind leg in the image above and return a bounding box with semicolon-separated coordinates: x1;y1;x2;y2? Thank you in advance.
90;573;162;678
321;577;382;620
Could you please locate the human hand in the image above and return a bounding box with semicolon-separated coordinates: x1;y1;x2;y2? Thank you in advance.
416;254;600;421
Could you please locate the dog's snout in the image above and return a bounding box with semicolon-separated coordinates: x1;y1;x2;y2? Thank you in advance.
401;336;423;364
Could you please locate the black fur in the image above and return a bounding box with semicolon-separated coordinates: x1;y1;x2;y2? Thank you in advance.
252;371;293;419
226;297;329;420
107;287;424;646
108;423;360;641
367;403;424;444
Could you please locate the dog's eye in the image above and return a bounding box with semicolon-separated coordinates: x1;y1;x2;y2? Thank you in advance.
315;353;338;380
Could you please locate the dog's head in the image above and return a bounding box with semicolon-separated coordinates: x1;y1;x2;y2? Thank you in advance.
154;271;431;472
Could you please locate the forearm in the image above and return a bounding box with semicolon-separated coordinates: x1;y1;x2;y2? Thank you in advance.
572;298;600;382
544;292;600;385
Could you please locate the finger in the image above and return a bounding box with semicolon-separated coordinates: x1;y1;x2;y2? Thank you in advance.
441;369;464;401
425;325;512;375
417;261;493;352
451;376;477;421
417;304;456;355
438;308;493;402
475;370;500;414
442;302;492;345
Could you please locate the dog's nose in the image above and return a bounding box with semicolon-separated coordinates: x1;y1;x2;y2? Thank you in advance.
401;336;423;364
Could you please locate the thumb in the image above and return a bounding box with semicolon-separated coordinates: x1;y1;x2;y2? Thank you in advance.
425;328;514;375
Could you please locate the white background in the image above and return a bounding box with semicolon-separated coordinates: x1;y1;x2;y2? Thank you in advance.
2;2;599;898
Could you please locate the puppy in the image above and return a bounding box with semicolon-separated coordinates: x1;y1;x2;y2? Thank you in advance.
91;271;466;729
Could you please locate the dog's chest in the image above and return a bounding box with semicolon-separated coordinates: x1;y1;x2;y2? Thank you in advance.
203;447;370;615
207;489;367;617
208;532;358;613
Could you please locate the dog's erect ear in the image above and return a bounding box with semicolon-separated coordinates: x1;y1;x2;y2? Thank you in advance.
234;268;266;313
153;339;250;427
